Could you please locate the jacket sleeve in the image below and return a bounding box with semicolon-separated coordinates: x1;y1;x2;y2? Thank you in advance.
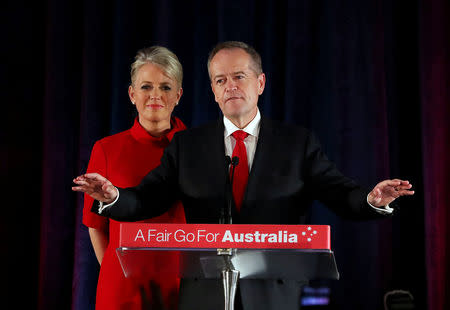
304;131;387;219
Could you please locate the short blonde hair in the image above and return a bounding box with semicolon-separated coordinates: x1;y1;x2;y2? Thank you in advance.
130;46;183;88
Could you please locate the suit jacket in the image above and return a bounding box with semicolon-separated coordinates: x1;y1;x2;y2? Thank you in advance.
99;116;384;309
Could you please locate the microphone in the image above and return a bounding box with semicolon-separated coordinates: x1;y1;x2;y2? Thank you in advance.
225;155;231;166
231;156;239;167
229;156;239;196
220;156;232;224
224;156;239;224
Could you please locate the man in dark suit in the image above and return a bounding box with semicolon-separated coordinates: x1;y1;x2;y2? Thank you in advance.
73;41;414;310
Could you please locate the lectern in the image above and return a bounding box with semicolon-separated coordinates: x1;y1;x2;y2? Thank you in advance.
116;223;339;310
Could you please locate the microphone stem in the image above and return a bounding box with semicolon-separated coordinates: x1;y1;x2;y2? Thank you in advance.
227;158;238;224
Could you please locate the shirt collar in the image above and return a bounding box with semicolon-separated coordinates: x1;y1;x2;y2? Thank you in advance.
223;109;261;138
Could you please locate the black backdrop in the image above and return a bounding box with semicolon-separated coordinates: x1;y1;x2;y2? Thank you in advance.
3;0;450;309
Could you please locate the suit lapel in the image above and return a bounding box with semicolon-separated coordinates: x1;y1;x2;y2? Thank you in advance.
204;119;228;193
244;116;276;205
206;116;278;215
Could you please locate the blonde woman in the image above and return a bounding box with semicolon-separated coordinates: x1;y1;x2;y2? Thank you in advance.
82;46;186;310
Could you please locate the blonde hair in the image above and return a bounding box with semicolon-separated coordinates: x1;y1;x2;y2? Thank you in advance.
130;46;183;88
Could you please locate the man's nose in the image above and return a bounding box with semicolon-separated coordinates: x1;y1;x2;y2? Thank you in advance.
225;80;238;91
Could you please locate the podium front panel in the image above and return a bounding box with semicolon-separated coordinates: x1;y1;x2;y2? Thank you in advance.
116;247;339;281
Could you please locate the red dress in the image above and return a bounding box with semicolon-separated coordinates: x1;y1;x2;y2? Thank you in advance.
82;117;186;310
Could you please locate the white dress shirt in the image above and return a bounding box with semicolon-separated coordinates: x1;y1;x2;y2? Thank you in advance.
223;109;261;171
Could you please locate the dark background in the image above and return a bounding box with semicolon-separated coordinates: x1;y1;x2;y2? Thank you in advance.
2;0;449;309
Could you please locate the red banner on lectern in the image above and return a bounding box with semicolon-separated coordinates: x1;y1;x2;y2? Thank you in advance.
119;224;330;249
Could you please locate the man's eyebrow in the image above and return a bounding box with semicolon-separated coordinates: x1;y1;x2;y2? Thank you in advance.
213;74;225;80
213;71;248;80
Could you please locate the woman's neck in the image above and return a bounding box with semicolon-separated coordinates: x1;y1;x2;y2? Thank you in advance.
139;117;171;138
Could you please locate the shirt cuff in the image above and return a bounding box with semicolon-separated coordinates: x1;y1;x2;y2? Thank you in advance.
98;187;119;214
367;194;394;214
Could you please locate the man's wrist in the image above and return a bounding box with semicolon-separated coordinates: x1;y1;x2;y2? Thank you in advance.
98;187;119;214
366;195;393;214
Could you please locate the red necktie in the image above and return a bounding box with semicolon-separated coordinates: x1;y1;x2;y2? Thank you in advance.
230;130;249;211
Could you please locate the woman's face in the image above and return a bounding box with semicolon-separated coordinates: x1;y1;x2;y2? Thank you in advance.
129;63;182;124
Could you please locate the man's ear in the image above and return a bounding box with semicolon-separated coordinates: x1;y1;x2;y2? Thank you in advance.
257;73;266;95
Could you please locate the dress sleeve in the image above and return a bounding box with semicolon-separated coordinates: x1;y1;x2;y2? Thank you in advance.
82;141;109;230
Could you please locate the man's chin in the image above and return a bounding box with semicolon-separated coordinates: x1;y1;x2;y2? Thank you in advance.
224;109;245;118
224;108;256;121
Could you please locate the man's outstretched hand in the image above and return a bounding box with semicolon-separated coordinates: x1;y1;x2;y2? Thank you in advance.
368;179;414;207
72;173;118;204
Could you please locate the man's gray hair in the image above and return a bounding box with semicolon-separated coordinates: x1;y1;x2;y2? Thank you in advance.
207;41;263;79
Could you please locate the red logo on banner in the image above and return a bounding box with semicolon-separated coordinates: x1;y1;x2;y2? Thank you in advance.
119;224;330;250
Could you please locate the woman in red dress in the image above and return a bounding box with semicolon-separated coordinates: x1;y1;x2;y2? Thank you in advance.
82;46;186;310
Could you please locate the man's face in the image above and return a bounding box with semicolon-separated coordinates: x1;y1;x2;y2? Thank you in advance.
209;48;265;125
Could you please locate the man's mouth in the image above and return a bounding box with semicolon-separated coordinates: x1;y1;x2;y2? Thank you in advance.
225;96;242;102
146;104;164;109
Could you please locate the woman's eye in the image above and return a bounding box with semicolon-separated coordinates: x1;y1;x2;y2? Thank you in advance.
162;85;172;91
141;85;151;90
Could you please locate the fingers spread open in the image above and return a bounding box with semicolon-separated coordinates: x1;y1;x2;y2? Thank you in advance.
384;180;402;187
84;173;106;181
73;179;89;186
398;190;415;196
72;186;87;192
